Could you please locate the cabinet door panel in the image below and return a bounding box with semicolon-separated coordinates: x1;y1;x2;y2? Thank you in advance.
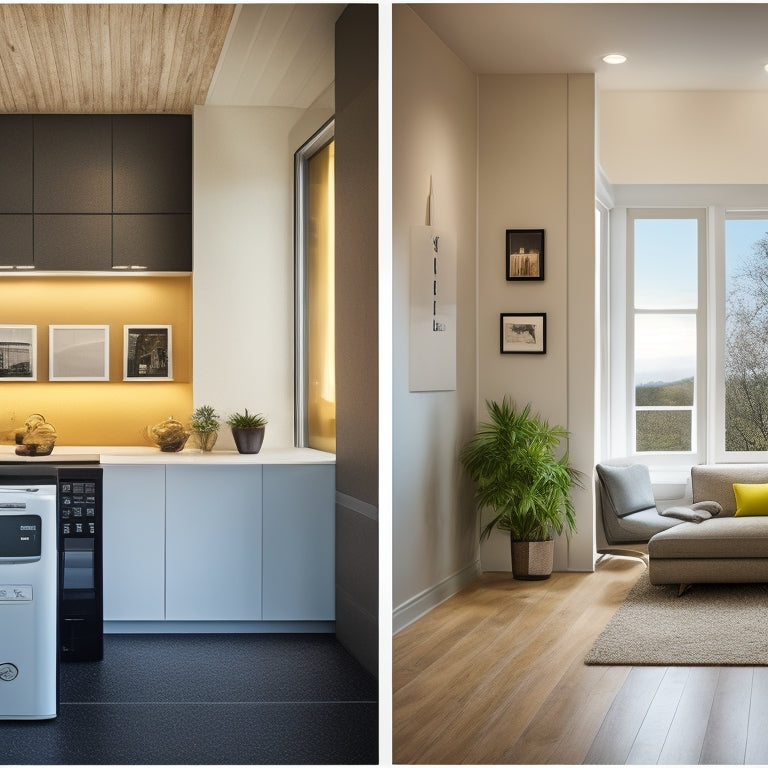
102;465;165;621
34;116;112;213
0;116;33;213
34;215;112;270
165;465;263;621
113;115;192;213
262;465;335;620
112;214;192;270
0;215;33;267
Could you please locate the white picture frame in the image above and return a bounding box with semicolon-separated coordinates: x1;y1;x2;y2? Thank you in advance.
123;325;173;381
49;325;110;381
0;325;37;380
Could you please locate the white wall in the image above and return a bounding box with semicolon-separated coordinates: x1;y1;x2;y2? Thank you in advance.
392;6;479;630
601;91;768;184
476;74;597;572
193;105;318;449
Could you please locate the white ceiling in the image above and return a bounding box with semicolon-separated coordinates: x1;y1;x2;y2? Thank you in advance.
207;3;344;109
411;3;768;91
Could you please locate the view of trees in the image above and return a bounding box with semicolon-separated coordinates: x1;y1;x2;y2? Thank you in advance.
726;233;768;451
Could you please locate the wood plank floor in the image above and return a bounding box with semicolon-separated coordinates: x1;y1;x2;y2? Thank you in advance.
393;556;768;764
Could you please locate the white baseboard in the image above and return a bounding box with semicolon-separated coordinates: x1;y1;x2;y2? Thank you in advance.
393;560;481;634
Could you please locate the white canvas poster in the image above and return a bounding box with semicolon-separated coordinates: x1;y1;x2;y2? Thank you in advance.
409;225;457;391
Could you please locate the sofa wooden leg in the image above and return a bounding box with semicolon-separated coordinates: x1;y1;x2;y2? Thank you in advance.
678;583;692;596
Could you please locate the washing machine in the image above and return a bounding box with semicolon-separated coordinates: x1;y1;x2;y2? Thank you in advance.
0;469;58;720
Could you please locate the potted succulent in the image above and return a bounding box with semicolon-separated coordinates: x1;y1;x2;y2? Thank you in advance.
459;397;582;580
191;405;221;452
227;409;268;454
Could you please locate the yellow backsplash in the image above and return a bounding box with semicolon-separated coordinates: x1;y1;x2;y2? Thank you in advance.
0;275;193;446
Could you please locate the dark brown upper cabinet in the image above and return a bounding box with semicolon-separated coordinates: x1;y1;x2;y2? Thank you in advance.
34;116;112;213
0;215;33;266
34;215;112;271
113;116;192;214
0;116;33;213
113;214;192;271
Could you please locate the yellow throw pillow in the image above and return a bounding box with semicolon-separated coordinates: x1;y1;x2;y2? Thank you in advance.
733;483;768;516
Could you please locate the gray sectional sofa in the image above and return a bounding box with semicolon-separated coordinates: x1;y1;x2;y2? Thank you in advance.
648;464;768;588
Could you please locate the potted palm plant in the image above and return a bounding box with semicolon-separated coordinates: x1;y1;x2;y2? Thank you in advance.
227;409;268;454
459;397;582;579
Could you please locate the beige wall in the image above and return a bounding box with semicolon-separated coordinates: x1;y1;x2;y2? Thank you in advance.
601;91;768;184
476;74;596;572
392;5;479;629
193;105;309;449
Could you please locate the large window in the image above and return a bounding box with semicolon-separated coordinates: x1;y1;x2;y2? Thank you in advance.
295;120;335;452
629;211;703;456
609;193;768;464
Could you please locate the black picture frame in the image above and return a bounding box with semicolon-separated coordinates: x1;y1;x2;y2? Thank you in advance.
500;313;546;354
506;229;544;281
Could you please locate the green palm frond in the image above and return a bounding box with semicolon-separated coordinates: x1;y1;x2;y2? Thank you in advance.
459;396;583;542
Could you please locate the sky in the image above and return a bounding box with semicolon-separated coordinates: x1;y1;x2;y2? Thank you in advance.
633;216;768;385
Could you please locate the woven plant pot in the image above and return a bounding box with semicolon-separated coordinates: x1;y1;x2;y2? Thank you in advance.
511;539;555;580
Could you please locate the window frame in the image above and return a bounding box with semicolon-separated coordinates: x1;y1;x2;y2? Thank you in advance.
715;209;768;461
607;186;768;466
618;206;707;466
294;118;335;448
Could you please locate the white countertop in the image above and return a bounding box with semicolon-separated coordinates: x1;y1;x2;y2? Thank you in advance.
0;445;336;465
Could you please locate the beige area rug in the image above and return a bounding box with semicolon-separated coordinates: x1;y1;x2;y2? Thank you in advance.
584;572;768;665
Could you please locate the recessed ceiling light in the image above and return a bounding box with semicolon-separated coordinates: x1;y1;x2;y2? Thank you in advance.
602;53;627;65
764;63;768;73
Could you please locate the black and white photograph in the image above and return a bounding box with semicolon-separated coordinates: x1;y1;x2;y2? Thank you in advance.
500;313;546;354
49;325;110;381
506;229;545;281
0;325;36;380
124;325;172;380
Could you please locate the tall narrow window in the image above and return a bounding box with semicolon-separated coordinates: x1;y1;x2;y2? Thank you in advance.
724;216;768;452
629;212;703;455
295;121;335;452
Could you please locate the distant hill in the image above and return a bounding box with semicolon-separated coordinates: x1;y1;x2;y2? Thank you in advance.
636;377;694;407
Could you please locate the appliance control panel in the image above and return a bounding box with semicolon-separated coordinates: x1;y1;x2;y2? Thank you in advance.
59;480;98;537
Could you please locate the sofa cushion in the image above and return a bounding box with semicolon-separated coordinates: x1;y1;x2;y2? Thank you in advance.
733;483;768;517
596;463;656;518
649;517;768;559
692;464;768;517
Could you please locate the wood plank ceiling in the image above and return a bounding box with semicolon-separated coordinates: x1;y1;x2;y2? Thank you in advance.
0;4;236;114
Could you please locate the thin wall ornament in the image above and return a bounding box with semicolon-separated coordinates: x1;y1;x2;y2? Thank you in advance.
409;176;457;391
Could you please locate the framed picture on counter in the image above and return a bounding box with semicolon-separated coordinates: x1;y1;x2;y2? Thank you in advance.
123;325;173;380
0;325;37;380
49;325;110;381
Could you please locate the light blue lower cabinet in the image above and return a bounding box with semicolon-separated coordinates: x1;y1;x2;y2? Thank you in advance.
102;465;166;621
165;465;263;621
103;461;335;627
262;464;335;621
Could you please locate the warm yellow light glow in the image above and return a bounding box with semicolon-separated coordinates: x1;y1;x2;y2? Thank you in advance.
307;141;336;454
0;276;192;446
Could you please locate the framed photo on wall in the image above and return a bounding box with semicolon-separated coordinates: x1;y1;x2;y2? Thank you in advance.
0;325;37;380
123;325;173;380
500;313;546;354
506;229;545;281
49;325;110;381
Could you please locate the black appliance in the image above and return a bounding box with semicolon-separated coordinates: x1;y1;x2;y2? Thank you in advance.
58;466;103;661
